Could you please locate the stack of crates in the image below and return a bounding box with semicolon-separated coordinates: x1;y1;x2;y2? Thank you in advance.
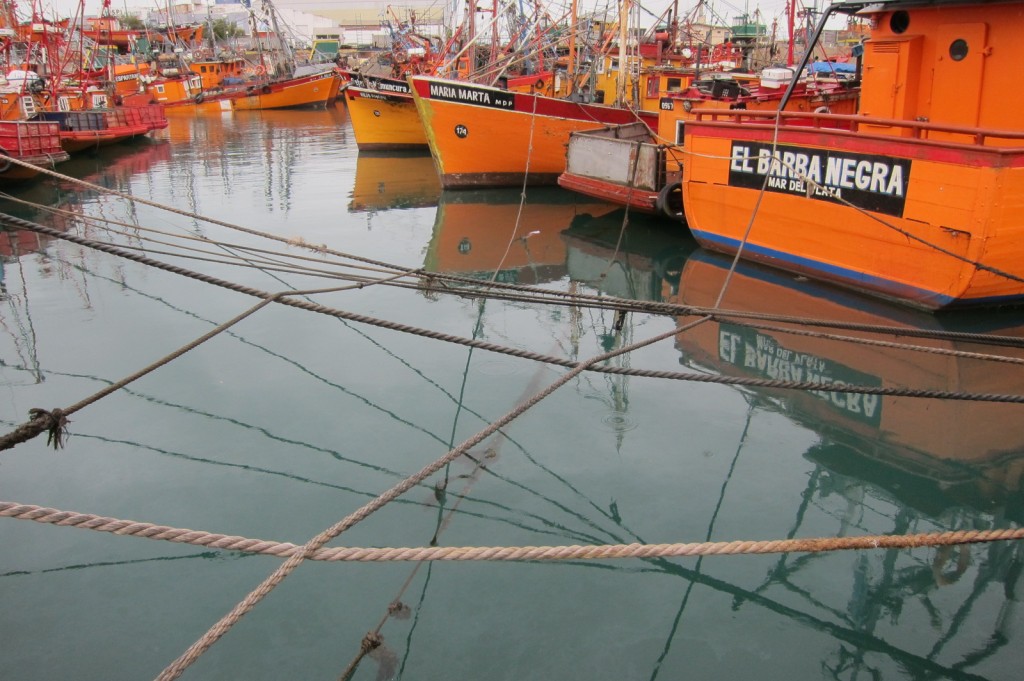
0;121;63;156
103;108;130;129
38;111;106;132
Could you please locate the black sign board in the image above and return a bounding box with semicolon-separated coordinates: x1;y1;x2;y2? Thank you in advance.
727;141;911;217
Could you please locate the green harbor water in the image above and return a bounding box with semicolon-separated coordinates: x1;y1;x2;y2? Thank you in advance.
0;104;1023;681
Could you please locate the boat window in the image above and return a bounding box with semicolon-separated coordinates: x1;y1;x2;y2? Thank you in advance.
647;76;659;98
949;39;969;61
889;11;910;34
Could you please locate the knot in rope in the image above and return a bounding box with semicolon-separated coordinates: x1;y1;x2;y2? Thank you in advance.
360;632;382;654
0;408;70;451
29;408;69;450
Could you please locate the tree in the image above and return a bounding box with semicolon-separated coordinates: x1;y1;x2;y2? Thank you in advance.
212;18;245;41
118;13;145;30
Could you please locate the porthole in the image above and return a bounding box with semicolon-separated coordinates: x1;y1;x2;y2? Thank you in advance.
950;39;969;61
889;11;910;34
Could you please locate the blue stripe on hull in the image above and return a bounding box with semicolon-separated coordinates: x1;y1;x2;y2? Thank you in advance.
687;229;1014;311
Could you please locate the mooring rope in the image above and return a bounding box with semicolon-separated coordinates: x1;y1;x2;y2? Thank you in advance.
5;181;1024;355
2;501;1020;562
0;275;416;452
1;215;1022;421
153;322;690;681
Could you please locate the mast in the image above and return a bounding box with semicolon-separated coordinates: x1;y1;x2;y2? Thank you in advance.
787;0;795;66
567;0;576;90
615;0;627;105
263;0;293;77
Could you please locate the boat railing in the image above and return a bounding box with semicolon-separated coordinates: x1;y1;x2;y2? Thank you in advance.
688;109;1024;150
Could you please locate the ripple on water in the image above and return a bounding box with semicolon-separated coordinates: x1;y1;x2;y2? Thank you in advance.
600;412;638;432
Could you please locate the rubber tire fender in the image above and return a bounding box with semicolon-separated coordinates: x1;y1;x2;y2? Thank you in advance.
261;85;272;95
655;181;684;222
0;149;11;174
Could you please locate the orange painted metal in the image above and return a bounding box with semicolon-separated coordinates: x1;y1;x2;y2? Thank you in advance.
231;70;338;111
680;1;1024;309
411;75;658;189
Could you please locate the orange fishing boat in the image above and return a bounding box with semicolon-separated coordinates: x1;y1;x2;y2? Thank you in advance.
344;76;426;150
230;68;338;111
673;248;1024;498
36;105;166;153
410;75;658;188
681;0;1024;310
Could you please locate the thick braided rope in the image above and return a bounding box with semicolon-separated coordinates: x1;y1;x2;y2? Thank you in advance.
9;154;1024;350
3;215;1023;406
3;501;1021;562
7;210;1024;353
153;323;687;681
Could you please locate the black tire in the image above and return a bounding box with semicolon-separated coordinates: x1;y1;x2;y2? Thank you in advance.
655;181;684;221
0;149;11;174
261;85;272;95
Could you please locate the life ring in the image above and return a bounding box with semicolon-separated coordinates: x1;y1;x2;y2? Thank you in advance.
814;105;830;114
0;149;11;174
655;181;684;221
254;65;266;76
534;78;545;89
261;85;272;95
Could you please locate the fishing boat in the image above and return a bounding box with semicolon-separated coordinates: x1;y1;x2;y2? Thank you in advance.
410;75;658;189
229;0;339;111
343;76;426;150
680;0;1024;310
231;68;337;111
0;119;69;180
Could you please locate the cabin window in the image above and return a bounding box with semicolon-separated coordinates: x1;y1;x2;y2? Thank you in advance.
674;120;685;145
666;77;682;92
889;11;910;34
646;76;659;98
949;39;968;61
201;66;207;73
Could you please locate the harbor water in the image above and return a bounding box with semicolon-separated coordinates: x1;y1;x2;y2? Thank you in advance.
1;104;1022;681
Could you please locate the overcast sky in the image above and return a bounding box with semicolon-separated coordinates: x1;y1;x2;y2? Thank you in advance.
31;0;821;29
32;0;811;21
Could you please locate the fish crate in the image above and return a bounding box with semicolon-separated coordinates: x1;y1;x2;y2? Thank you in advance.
0;121;62;155
53;111;106;132
104;109;130;128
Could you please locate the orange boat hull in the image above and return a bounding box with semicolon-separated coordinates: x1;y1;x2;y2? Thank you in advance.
232;71;336;111
682;112;1024;309
410;76;657;188
345;85;425;150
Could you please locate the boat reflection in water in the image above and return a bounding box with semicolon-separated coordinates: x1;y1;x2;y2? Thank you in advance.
348;152;441;213
561;208;697;302
425;187;619;285
674;250;1024;509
